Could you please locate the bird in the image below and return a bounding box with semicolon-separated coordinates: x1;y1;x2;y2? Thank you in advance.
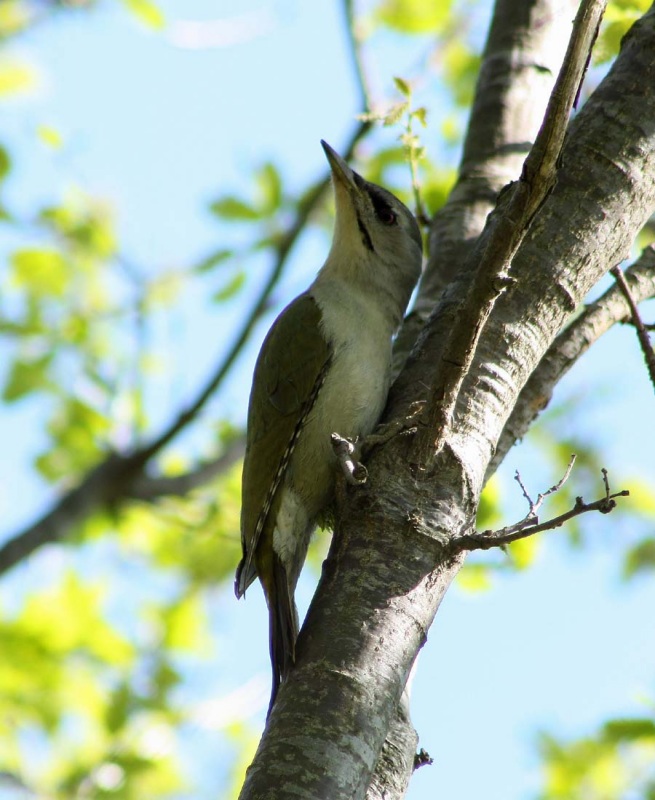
234;140;423;712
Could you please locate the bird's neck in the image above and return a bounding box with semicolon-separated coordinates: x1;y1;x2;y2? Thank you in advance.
313;256;407;334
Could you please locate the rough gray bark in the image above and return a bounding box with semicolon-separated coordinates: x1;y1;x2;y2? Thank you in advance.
237;3;655;799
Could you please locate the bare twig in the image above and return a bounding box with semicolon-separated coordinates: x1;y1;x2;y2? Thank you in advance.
610;264;655;393
414;0;607;468
342;0;373;112
458;469;628;552
514;454;576;519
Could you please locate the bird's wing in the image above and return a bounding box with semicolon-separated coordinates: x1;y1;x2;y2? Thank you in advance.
235;292;332;596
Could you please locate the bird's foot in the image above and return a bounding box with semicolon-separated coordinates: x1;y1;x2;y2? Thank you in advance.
330;433;368;485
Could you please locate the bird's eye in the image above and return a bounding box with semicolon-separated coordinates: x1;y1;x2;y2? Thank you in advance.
377;206;397;226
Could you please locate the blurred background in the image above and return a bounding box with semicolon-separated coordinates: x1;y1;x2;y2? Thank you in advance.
1;1;654;798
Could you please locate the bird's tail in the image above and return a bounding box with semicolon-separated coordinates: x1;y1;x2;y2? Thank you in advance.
266;554;299;716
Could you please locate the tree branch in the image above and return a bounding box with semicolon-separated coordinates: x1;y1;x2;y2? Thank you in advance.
414;0;607;467
127;436;246;501
489;246;655;478
610;264;655;393
458;468;629;552
342;0;373;112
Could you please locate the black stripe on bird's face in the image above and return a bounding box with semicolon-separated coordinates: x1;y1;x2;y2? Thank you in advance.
357;213;374;251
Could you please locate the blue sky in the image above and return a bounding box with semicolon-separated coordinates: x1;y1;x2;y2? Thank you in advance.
1;2;654;798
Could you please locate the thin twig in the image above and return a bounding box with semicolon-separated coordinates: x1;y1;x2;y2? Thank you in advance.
458;469;628;552
414;0;607;469
342;0;373;112
515;454;576;519
610;264;655;394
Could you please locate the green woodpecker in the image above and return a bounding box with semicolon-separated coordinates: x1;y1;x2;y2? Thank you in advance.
235;140;422;710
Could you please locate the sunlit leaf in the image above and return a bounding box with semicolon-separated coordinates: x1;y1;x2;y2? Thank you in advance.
507;534;540;570
456;563;493;593
477;474;503;529
0;143;10;180
160;594;211;652
376;0;453;34
393;76;411;96
121;0;166;30
37;123;64;149
212;270;246;302
0;1;32;38
194;248;233;273
0;57;38;96
2;353;53;402
442;40;479;107
603;718;655;742
595;1;651;63
210;196;261;221
623;537;655;578
10;247;70;296
256;162;282;214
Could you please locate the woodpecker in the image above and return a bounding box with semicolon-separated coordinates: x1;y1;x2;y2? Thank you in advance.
235;140;422;711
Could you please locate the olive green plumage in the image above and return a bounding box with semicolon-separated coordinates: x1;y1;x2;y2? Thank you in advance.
235;141;423;713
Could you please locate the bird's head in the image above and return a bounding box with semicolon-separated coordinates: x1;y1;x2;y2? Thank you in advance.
320;140;423;323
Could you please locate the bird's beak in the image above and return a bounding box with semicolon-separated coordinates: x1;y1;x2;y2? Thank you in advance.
321;140;360;197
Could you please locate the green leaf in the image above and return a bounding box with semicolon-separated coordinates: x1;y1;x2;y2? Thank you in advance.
210;196;261;221
2;353;53;402
412;106;428;127
477;474;503;529
595;1;651;63
160;594;211;652
121;0;166;30
393;76;411;96
603;718;655;742
623;537;655;578
37;123;63;150
383;101;409;127
507;535;540;570
442;40;480;107
194;248;233;273
456;563;493;593
212;270;246;302
10;247;70;296
0;57;38;96
256;162;283;214
0;1;32;38
376;0;453;33
0;143;10;180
